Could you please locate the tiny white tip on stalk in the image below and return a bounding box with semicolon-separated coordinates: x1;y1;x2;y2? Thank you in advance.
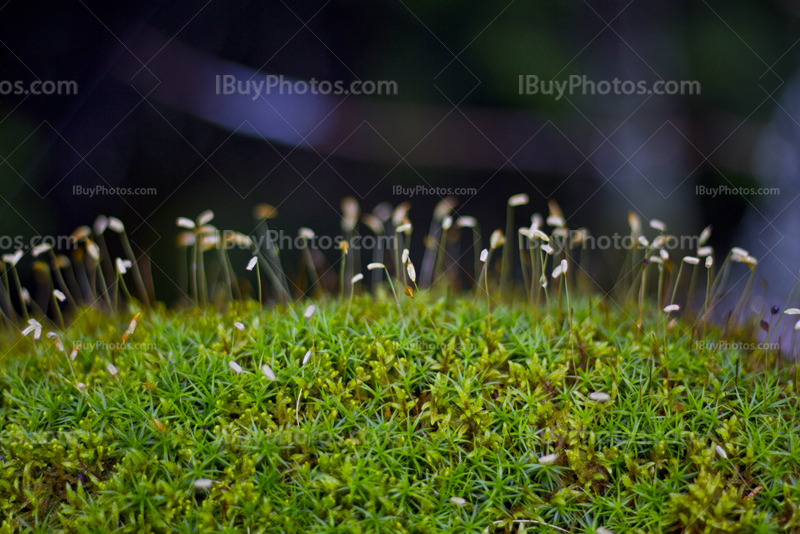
402;249;409;263
649;219;666;232
697;246;713;257
795;319;800;331
548;199;564;219
115;257;131;274
46;332;64;353
108;217;125;233
541;244;554;255
649;256;662;264
75;382;87;391
123;313;140;341
21;318;42;340
53;289;66;302
546;215;564;227
406;262;416;283
195;224;217;236
449;497;467;507
705;256;713;268
246;257;258;271
235;232;254;246
197;210;214;226
361;213;384;234
86;240;101;261
538;453;560;465
561;259;568;273
455;216;477;228
531;213;543;229
663;304;680;313
228;360;243;374
254;203;279;220
479;249;489;263
660;249;669;261
341;204;357;228
683;256;700;265
588;391;610;403
69;345;80;361
715;445;728;459
93;215;108;234
442;216;453;230
107;363;118;377
341;196;360;227
698;225;712;246
395;223;412;234
176;217;195;229
193;479;214;490
199;235;219;250
652;236;666;249
298;227;315;240
490;229;504;249
261;364;276;381
731;247;749;257
233;321;245;332
2;249;23;266
367;262;385;270
31;261;49;274
433;197;456;220
302;350;312;366
518;227;529;237
784;308;800;315
551;265;563;279
232;231;253;247
572;228;589;246
303;304;316;319
392;202;410;226
351;273;364;284
21;288;31;304
637;236;649;247
508;193;529;207
31;243;52;257
628;212;642;234
531;229;549;242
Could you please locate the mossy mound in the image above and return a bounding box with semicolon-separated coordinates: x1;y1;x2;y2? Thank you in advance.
1;295;799;533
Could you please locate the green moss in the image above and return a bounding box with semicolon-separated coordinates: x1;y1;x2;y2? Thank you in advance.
0;294;798;533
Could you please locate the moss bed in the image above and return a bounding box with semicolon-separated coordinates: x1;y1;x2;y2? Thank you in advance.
1;293;799;533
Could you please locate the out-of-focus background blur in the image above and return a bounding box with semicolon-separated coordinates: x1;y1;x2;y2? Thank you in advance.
2;0;800;305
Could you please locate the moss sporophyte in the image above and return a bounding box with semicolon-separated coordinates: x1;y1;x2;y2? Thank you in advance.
1;198;799;533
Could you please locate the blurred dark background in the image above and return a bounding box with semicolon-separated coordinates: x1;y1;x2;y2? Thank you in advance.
2;0;800;304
